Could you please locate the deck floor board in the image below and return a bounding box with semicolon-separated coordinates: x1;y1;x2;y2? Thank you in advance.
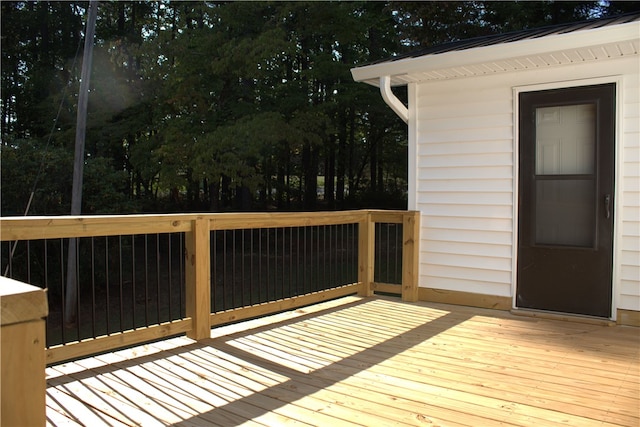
46;296;640;426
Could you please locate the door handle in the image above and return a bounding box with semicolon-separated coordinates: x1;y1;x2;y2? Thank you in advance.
604;194;611;219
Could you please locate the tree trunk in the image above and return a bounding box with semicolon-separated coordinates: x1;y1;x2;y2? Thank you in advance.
209;177;220;212
325;137;335;208
286;161;292;209
1;92;10;138
235;185;252;211
117;2;125;33
276;163;285;210
221;174;231;209
377;137;384;195
370;135;378;192
263;156;271;207
302;144;317;210
336;110;347;205
347;107;356;198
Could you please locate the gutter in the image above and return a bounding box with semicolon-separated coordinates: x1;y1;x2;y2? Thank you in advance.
380;76;408;124
352;22;639;85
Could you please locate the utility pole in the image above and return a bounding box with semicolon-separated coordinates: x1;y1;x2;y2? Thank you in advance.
64;0;99;326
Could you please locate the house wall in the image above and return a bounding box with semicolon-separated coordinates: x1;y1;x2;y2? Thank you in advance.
413;55;639;316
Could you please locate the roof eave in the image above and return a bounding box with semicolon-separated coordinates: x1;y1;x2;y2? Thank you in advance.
351;21;640;87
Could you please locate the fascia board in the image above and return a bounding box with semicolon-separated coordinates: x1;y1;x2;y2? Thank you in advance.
351;21;640;86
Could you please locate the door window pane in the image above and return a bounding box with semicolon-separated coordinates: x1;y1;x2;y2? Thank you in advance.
535;179;595;247
535;104;596;175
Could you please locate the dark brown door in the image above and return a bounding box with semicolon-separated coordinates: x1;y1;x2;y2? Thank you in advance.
517;84;615;318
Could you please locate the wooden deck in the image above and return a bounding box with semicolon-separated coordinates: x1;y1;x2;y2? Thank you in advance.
45;296;639;427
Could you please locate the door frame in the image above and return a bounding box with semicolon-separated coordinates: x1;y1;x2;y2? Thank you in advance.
512;76;622;320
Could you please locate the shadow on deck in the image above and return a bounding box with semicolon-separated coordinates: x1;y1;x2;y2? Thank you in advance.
46;296;639;427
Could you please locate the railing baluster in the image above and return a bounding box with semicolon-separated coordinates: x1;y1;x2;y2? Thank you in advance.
144;235;149;326
241;229;245;306
266;228;271;301
91;238;96;338
298;228;302;295
250;229;254;305
1;210;417;361
59;239;65;344
223;230;228;310
167;234;172;321
214;230;220;311
26;241;31;284
75;239;80;341
309;226;313;291
232;230;238;308
179;233;185;319
259;229;263;302
282;227;286;298
322;226;326;290
119;236;124;332
155;234;161;325
340;224;344;284
275;227;279;299
303;226;307;293
273;228;284;298
105;236;110;335
132;235;137;329
288;227;292;297
393;225;402;283
385;224;395;283
43;241;50;345
316;225;320;290
328;226;333;287
3;241;11;277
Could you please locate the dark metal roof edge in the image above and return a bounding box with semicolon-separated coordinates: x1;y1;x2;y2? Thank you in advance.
366;11;640;66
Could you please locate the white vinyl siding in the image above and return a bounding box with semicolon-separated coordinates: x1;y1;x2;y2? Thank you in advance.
619;71;640;311
413;55;640;313
415;79;514;298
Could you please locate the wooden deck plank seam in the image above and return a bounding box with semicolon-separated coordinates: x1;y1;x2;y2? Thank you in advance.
45;297;639;427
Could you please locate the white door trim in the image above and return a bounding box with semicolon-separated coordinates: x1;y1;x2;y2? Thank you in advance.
511;75;623;320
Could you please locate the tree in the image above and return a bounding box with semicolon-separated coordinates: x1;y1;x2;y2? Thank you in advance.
4;1;632;216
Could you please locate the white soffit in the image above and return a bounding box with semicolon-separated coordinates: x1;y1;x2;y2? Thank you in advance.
351;21;640;86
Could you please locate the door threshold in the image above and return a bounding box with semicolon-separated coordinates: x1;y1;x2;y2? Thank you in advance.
511;308;615;326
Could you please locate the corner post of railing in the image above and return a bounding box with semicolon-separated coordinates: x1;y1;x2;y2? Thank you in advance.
1;277;48;427
402;210;421;302
358;211;375;297
185;216;211;340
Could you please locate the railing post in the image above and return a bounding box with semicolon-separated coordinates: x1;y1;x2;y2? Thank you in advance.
1;277;48;427
358;212;375;297
185;216;211;340
402;211;421;302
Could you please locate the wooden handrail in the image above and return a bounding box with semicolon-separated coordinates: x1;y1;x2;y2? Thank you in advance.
1;209;420;363
0;210;384;240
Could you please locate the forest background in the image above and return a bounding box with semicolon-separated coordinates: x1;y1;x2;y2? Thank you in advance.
2;1;638;216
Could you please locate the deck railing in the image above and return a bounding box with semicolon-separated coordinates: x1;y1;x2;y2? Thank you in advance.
1;209;419;364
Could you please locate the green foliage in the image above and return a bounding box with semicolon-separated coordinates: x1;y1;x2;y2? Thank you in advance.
481;1;604;31
1;138;73;215
83;156;135;213
2;0;631;215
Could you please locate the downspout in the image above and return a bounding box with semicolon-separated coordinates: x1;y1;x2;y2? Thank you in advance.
380;76;408;124
379;75;420;290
